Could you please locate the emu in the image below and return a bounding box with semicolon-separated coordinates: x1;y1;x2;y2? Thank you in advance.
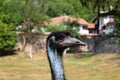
46;31;85;80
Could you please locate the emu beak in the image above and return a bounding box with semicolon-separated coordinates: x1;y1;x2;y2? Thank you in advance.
61;37;86;47
73;38;86;46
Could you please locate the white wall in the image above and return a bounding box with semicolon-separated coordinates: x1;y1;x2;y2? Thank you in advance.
78;26;89;35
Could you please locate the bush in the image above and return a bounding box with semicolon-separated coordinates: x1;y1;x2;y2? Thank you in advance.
46;22;82;40
0;21;17;51
64;21;82;40
114;17;120;44
66;26;82;40
46;23;65;32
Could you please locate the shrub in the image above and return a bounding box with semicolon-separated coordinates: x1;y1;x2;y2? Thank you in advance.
46;23;65;32
114;17;120;44
64;21;82;40
0;21;17;51
46;22;82;40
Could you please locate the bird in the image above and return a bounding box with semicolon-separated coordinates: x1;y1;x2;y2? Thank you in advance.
46;31;85;80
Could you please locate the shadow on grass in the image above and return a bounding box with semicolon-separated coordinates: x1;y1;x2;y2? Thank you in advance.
74;52;93;59
0;49;16;57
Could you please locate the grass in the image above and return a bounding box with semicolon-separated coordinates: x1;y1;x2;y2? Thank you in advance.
0;51;120;80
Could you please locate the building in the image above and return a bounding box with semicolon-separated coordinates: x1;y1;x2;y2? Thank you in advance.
93;11;115;36
44;15;96;37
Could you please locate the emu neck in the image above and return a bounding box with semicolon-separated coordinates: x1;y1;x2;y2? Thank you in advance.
47;45;65;80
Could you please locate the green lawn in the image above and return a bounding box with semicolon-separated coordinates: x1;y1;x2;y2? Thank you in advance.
0;51;120;80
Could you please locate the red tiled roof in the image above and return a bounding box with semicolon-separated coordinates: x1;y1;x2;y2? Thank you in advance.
77;18;88;25
44;15;88;25
49;15;76;23
88;23;95;29
44;15;95;29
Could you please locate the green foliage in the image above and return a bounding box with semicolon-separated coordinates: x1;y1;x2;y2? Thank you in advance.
46;24;65;32
114;17;120;44
0;0;50;52
0;0;23;24
0;20;17;50
0;1;17;51
115;18;120;37
14;0;49;34
47;0;94;22
67;27;82;40
46;20;82;40
80;53;92;61
79;0;116;10
63;21;82;40
13;0;49;22
79;0;116;22
114;38;120;45
47;1;75;17
0;0;119;52
66;0;95;21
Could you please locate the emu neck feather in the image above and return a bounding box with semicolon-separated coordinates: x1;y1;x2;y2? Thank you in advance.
47;46;65;80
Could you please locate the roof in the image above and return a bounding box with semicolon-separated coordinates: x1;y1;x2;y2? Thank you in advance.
44;15;88;25
77;18;88;25
50;15;76;22
44;15;95;29
88;23;95;29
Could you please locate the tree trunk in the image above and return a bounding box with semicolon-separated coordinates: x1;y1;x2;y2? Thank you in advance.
29;45;33;59
97;5;100;34
21;36;27;51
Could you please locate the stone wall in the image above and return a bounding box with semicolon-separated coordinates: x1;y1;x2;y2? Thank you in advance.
16;34;46;52
16;33;120;53
80;37;120;53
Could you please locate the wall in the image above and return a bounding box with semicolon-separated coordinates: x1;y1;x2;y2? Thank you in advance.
80;37;120;53
16;33;120;53
16;33;46;52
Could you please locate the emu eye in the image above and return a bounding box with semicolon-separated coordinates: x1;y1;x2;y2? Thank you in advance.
57;37;64;42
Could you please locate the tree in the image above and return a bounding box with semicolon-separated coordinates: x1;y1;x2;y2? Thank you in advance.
13;0;49;51
113;0;120;44
79;0;120;44
113;0;120;16
79;0;116;33
0;1;17;53
0;0;49;56
46;1;75;17
65;0;95;21
0;19;17;51
46;0;94;22
79;0;115;10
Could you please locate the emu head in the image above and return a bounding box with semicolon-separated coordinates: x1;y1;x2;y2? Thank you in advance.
46;31;85;52
46;31;85;80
